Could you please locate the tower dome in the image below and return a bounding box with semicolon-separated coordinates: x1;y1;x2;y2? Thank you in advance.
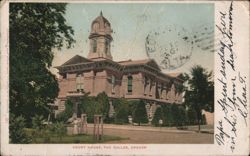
88;11;113;60
89;11;113;40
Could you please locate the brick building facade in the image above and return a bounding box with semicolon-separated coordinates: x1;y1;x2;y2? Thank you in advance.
54;12;184;120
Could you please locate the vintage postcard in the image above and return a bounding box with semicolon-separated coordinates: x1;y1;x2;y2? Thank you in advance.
0;0;249;155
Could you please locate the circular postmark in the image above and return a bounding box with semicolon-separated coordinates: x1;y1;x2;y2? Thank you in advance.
145;25;194;71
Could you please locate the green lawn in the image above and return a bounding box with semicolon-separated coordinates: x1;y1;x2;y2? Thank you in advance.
24;128;127;144
31;134;127;144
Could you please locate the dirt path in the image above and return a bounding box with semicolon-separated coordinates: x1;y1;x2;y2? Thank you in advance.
86;126;214;144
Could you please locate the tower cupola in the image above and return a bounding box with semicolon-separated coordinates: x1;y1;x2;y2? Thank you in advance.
88;11;113;60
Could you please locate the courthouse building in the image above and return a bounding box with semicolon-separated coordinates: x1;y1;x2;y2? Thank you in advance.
54;12;184;120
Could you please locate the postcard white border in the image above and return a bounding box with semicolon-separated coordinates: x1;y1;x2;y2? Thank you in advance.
1;1;249;156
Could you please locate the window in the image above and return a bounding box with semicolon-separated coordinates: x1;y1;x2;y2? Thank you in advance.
104;22;110;28
105;39;109;54
76;73;84;92
144;76;148;95
93;39;97;53
127;76;133;93
111;75;115;93
149;79;153;96
155;83;160;99
160;83;164;99
62;73;67;79
93;22;99;32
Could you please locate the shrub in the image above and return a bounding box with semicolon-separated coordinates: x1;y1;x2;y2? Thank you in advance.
177;106;188;128
104;117;115;123
171;104;180;126
32;115;44;131
56;100;74;123
161;104;189;127
162;104;174;126
50;122;67;141
132;100;148;125
79;96;96;123
9;114;31;143
128;100;140;116
152;107;163;126
36;122;67;142
170;104;187;127
96;92;110;119
187;107;198;125
78;92;110;123
113;99;129;124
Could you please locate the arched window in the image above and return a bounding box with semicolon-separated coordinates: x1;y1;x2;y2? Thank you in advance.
93;22;99;32
105;39;109;54
127;75;133;93
104;22;110;28
93;39;97;53
111;75;115;93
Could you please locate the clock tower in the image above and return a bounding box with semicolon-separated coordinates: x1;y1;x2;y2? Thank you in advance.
88;11;113;60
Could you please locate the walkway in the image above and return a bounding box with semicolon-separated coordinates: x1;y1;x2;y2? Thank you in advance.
83;124;214;144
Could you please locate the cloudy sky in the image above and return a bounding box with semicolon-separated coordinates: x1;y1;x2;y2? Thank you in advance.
51;3;214;76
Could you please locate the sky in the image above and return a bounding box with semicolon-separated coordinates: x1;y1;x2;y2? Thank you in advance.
51;3;214;76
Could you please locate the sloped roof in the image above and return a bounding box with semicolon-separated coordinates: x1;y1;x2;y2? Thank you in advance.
56;55;183;79
118;59;149;65
165;73;184;82
118;59;161;71
167;73;182;78
60;55;92;66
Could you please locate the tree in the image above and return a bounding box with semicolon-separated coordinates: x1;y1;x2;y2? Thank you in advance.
161;104;174;126
171;104;183;126
56;100;74;123
113;99;129;124
9;3;75;127
152;107;163;126
174;105;187;128
187;107;198;125
96;92;110;119
78;95;95;123
184;65;214;132
133;100;148;125
77;92;110;123
128;100;140;116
